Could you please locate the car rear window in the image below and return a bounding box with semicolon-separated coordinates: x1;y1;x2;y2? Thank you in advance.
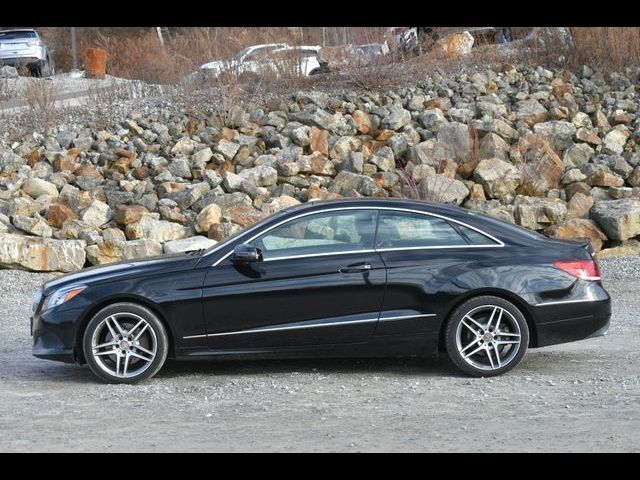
0;31;37;40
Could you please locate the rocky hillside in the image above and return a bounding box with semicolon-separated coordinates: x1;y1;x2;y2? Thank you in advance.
2;64;640;272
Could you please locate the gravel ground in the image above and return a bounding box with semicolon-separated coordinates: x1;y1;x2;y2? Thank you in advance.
0;256;638;452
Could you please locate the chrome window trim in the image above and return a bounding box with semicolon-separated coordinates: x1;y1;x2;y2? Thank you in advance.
211;206;504;267
182;311;437;340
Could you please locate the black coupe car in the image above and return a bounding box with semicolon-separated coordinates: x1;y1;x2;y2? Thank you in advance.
31;199;611;383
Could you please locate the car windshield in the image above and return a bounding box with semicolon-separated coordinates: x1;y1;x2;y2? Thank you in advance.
0;30;37;40
231;47;253;61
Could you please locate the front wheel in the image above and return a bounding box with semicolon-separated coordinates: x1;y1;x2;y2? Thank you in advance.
83;303;169;384
445;296;529;377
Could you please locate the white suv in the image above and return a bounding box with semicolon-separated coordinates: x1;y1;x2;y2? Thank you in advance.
0;29;54;77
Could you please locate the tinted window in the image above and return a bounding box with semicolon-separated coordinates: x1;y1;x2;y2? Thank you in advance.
0;30;37;39
456;224;499;245
376;211;467;248
253;210;377;260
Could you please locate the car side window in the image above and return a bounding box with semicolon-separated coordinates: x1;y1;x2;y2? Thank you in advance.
253;210;378;260
455;224;500;245
375;211;468;249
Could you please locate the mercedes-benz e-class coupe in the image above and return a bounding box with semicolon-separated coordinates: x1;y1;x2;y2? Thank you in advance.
31;199;611;383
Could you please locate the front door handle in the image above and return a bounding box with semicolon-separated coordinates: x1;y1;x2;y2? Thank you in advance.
339;262;372;274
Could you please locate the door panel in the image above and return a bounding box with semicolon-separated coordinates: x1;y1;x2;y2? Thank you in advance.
202;252;386;349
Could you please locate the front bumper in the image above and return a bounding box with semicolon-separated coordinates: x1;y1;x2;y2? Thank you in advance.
31;302;86;364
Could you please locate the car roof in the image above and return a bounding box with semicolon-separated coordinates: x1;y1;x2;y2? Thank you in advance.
283;198;464;216
0;29;38;34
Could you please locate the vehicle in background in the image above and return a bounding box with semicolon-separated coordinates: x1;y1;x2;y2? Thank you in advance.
312;42;390;75
389;27;514;56
199;43;288;75
0;28;54;77
197;43;321;79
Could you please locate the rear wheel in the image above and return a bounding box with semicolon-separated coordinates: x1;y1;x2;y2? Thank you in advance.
83;303;168;384
445;296;529;377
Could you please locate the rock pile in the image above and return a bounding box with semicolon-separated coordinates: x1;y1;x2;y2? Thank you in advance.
2;64;640;272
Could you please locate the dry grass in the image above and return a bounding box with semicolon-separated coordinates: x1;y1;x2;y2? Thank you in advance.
24;79;60;134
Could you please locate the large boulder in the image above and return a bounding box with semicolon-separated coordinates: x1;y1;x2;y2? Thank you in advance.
125;216;187;243
417;175;469;205
196;204;223;233
532;121;577;151
328;171;385;197
515;99;549;126
545;219;608;252
514;195;567;230
163;236;217;254
22;178;59;199
474;158;522;199
464;199;515;224
85;239;162;265
591;199;640;241
0;233;86;272
80;200;113;228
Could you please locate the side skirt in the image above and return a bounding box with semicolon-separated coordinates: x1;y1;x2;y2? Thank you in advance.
174;334;438;361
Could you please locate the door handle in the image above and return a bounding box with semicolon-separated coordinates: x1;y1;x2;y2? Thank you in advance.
339;263;372;274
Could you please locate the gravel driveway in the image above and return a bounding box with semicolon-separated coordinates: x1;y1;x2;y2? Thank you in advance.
0;256;638;452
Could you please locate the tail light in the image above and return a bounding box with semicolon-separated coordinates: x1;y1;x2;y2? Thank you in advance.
554;259;601;282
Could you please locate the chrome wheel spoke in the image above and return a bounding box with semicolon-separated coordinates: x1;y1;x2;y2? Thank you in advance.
461;319;482;336
132;323;149;342
94;350;117;357
464;315;485;332
115;353;122;377
104;317;119;339
110;316;126;336
486;346;496;369
462;344;485;359
134;344;155;356
492;308;504;332
460;337;481;354
493;344;502;368
495;339;519;345
123;353;130;377
129;351;153;363
93;340;117;350
496;331;520;338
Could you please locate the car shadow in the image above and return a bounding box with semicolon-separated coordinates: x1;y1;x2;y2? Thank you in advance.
155;355;462;380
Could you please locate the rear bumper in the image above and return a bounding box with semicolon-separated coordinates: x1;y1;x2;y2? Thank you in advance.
525;281;612;348
534;306;611;347
0;56;45;68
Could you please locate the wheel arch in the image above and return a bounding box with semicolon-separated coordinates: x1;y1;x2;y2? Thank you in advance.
73;295;176;364
437;288;538;352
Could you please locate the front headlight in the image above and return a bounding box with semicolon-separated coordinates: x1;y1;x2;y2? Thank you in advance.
32;288;43;312
42;285;87;311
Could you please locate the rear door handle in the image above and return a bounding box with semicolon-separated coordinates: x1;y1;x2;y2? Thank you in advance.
339;262;372;274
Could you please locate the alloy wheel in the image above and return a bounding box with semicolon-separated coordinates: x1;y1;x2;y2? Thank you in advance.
455;304;522;371
90;313;158;379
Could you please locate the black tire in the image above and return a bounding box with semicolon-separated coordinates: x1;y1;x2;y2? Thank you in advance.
82;302;169;384
445;296;529;377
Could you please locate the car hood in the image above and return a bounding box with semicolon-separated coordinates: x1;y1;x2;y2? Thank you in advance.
42;252;200;295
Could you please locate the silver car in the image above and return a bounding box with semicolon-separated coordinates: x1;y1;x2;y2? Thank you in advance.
0;28;54;77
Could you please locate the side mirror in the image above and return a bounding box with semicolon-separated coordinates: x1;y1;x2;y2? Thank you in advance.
231;244;263;264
